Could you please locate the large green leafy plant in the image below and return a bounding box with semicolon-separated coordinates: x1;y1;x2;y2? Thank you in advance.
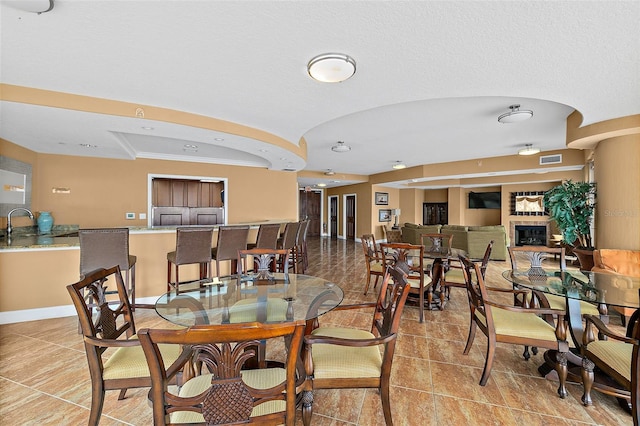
544;180;596;249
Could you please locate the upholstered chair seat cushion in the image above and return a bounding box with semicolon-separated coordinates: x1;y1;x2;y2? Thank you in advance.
544;294;600;316
586;340;633;382
172;368;286;423
475;308;558;341
370;262;385;273
444;268;464;284
310;327;382;379
103;342;182;380
229;298;289;323
407;275;432;289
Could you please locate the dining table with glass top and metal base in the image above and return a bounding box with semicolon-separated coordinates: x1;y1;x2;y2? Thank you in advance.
155;272;344;329
502;269;640;401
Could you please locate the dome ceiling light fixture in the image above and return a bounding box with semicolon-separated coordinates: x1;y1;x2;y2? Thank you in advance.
518;144;541;156
498;104;533;123
324;169;336;176
392;160;407;170
307;53;356;83
331;141;351;153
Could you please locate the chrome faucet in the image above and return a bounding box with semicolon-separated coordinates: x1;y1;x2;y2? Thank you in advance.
7;208;34;236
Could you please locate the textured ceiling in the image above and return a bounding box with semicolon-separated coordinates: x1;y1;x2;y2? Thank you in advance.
1;1;638;189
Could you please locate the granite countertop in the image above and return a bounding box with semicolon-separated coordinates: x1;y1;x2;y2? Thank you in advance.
0;221;287;251
0;225;80;250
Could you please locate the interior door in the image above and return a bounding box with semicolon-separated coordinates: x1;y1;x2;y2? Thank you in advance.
299;190;321;237
330;196;338;238
346;195;356;240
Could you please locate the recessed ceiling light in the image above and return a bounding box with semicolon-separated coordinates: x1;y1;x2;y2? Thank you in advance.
317;183;327;187
280;157;288;161
79;143;97;148
141;126;154;130
392;161;406;170
214;138;224;141
259;149;269;153
184;144;198;149
307;53;356;83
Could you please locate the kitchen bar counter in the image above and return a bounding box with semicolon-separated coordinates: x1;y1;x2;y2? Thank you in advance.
0;221;287;319
0;221;288;251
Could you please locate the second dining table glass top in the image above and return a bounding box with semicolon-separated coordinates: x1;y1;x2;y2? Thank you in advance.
502;269;640;309
156;273;344;327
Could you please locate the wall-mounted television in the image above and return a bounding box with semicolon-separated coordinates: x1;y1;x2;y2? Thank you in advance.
468;191;501;209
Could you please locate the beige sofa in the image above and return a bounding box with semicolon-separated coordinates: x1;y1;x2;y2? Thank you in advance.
400;223;508;260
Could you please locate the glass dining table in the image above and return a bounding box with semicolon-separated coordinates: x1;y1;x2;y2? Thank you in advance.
155;272;344;328
502;269;640;386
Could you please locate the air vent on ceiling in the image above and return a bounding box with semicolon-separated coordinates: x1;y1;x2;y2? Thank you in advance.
539;154;562;165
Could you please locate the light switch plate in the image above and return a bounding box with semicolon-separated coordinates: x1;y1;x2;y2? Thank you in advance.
139;213;147;220
125;212;135;220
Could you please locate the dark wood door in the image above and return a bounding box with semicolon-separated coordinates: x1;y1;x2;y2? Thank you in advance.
330;197;338;239
299;190;321;237
346;195;356;240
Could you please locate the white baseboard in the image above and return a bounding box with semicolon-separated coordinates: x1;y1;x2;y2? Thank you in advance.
0;296;159;324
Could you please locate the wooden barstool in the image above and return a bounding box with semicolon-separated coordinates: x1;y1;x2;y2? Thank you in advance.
79;228;139;308
167;227;214;292
211;225;250;276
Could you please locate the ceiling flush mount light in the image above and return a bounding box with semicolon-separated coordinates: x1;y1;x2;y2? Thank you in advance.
518;144;541;156
316;183;327;187
498;104;533;123
6;0;55;14
307;53;356;83
324;169;335;176
392;161;406;170
331;141;351;153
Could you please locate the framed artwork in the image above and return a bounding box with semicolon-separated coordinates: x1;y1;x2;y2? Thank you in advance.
375;192;389;205
379;209;392;222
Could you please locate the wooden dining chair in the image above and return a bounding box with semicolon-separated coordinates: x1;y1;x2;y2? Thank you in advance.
301;265;410;426
139;321;305;426
580;312;640;424
67;266;185;426
443;240;493;299
237;247;290;277
380;242;432;322
459;254;570;398
361;233;385;295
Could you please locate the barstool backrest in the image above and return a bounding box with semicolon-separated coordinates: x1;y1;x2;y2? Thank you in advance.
254;223;282;249
214;225;250;261
281;222;301;250
174;227;214;265
79;228;131;277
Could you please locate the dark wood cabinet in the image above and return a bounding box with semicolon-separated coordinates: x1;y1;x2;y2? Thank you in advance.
152;178;223;208
423;202;448;225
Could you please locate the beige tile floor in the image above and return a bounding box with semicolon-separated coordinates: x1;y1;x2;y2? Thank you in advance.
0;237;633;425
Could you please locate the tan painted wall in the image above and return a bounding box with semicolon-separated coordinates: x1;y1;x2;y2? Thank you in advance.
2;140;298;227
594;134;640;249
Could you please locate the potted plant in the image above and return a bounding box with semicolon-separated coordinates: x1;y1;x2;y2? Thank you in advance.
543;180;596;270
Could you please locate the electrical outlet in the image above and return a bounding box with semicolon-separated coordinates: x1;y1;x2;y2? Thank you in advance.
139;213;147;220
125;212;135;220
